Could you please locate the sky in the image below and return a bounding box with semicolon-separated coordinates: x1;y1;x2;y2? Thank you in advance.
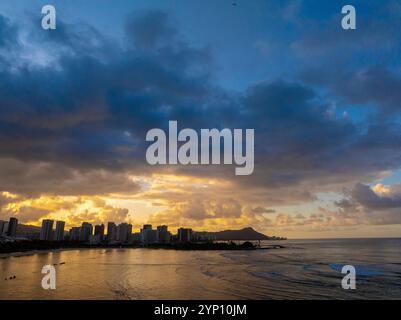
1;0;401;238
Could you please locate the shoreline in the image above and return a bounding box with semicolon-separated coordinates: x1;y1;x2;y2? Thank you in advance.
0;248;83;259
0;242;285;259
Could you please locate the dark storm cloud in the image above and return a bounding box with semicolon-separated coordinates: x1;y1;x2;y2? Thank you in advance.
1;9;401;199
351;183;401;210
0;10;212;166
328;183;401;226
0;10;221;196
0;158;140;197
232;80;401;190
302;66;401;115
125;10;176;50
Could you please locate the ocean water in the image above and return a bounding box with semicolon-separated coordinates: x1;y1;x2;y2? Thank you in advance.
0;238;400;300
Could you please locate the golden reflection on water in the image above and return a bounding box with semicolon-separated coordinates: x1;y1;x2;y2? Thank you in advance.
0;248;238;300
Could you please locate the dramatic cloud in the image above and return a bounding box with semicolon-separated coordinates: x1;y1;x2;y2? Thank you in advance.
0;158;140;197
0;193;131;227
343;183;401;211
0;5;401;236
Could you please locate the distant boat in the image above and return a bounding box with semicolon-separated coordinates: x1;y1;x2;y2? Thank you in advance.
59;262;65;265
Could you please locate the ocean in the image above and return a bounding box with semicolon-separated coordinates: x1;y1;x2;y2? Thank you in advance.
1;238;400;299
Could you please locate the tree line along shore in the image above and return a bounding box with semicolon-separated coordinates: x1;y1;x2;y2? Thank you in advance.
0;239;277;254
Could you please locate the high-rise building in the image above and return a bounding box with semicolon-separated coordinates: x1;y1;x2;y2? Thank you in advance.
79;222;93;241
178;228;193;242
89;234;101;245
40;219;54;241
54;221;65;241
7;217;18;237
127;223;132;240
0;220;6;235
94;224;105;241
69;227;81;241
1;221;9;236
117;223;132;243
157;225;171;243
107;222;117;242
132;232;141;242
192;232;216;242
140;224;157;245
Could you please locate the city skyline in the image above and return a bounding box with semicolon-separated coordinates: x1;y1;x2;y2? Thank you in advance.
1;1;401;239
1;215;222;244
1;215;285;244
